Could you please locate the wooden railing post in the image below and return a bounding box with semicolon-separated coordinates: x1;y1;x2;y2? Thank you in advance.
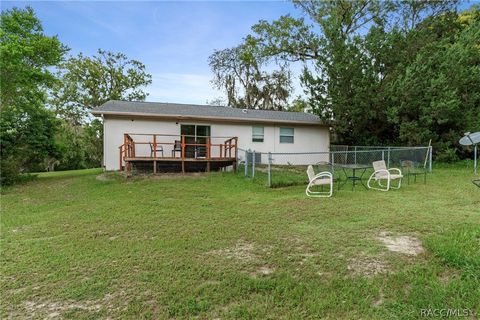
123;134;128;165
233;137;238;172
206;137;211;172
153;134;157;173
123;134;127;159
234;137;238;160
181;135;185;174
153;134;157;158
207;137;211;159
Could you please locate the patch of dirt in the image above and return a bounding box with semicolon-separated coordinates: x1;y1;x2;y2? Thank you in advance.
347;254;390;277
250;265;276;278
372;287;385;307
95;174;110;181
438;269;460;284
24;300;102;318
377;232;424;256
18;291;126;319
282;236;318;262
208;240;256;262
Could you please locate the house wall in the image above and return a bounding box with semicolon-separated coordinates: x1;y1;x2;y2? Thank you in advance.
103;117;330;170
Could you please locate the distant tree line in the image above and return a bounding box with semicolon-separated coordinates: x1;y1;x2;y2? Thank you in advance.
0;7;152;185
209;1;480;161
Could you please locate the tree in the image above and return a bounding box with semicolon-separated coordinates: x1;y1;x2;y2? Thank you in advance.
48;49;151;170
209;42;293;111
0;7;67;185
50;49;152;125
231;0;477;157
388;8;480;161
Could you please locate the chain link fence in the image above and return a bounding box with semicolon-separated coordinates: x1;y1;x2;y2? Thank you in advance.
238;145;432;188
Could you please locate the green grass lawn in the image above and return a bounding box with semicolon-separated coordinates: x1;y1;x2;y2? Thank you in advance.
1;166;479;319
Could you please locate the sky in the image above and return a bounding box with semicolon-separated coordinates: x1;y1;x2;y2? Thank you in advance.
2;1;306;104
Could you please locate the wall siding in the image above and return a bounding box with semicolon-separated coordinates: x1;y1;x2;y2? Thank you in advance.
103;117;329;170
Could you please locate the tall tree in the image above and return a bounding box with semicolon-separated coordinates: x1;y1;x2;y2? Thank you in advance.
233;0;477;158
0;7;67;184
50;49;152;125
209;42;293;111
388;8;480;161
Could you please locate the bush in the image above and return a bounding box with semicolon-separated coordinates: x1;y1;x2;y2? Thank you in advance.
0;157;38;186
0;157;22;186
435;148;460;163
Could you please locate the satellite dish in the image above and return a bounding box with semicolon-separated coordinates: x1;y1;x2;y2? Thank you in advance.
459;132;480;146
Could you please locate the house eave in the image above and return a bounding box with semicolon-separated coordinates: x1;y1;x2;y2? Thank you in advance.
91;110;325;126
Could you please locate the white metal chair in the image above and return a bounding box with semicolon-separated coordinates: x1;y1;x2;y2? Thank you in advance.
306;165;333;197
367;160;403;191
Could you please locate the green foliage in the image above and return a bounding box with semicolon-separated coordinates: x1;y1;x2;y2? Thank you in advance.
0;7;67;185
208;42;293;110
47;48;151;172
388;10;480;154
50;49;152;125
53;119;103;170
0;6;67;107
224;2;480;158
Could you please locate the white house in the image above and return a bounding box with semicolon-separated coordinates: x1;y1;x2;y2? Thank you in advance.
91;100;330;172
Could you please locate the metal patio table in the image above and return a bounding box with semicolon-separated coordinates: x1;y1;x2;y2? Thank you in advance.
334;163;372;190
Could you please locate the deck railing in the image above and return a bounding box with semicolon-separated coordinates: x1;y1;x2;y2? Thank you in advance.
119;133;238;171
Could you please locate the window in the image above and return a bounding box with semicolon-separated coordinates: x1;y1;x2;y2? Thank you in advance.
280;127;294;143
252;126;264;142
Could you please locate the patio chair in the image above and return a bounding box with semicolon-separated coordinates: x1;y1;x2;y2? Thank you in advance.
306;165;333;198
400;160;426;184
149;143;163;157
367;160;403;191
171;140;181;157
316;161;341;190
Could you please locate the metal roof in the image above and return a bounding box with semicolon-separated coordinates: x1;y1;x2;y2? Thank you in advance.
91;100;324;125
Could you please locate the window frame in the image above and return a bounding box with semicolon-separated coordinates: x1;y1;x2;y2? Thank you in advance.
279;127;294;144
252;126;265;143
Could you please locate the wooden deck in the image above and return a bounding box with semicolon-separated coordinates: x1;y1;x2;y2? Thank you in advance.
120;133;238;174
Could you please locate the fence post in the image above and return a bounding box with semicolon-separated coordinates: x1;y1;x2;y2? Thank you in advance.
252;150;256;179
267;152;272;187
429;146;433;172
331;152;335;175
474;144;478;175
387;147;391;168
244;150;249;177
473;143;478;175
354;146;357;165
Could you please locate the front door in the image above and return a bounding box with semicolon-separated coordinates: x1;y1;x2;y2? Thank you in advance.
180;125;211;158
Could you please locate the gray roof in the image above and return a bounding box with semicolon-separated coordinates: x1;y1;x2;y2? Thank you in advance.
91;100;323;125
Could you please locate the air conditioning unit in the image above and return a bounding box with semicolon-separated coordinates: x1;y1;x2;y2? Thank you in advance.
247;152;262;164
